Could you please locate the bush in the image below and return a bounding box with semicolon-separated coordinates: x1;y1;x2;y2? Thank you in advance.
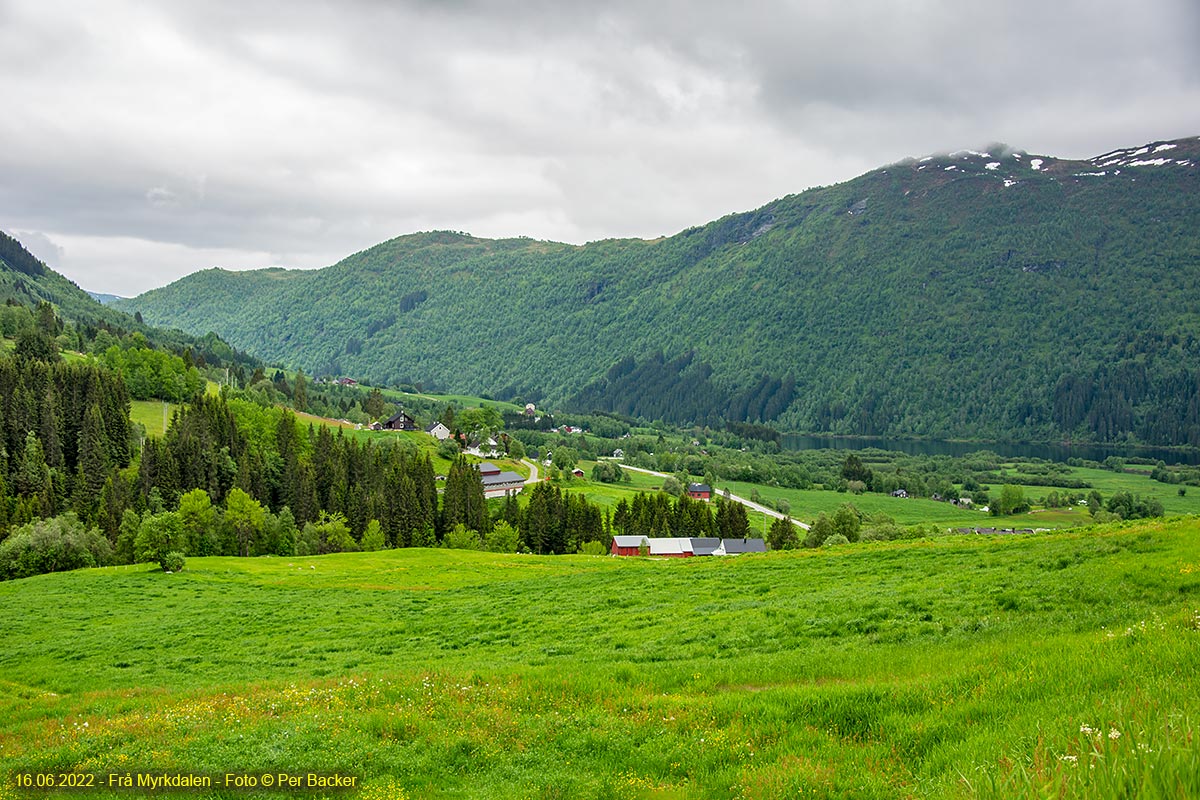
0;514;113;580
162;551;186;573
444;523;482;550
437;438;461;461
862;523;903;542
591;460;623;484
579;540;607;556
767;516;799;550
804;513;833;548
484;521;520;553
299;512;357;554
361;520;386;551
823;533;850;547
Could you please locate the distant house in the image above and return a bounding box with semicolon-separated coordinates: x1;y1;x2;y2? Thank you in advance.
572;468;586;478
426;421;451;440
336;377;357;386
609;536;765;557
891;489;909;498
383;411;418;431
477;461;525;498
612;449;624;459
686;483;712;500
647;538;692;557
716;538;767;555
524;403;537;416
610;535;648;556
468;436;499;457
368;421;382;431
689;537;722;556
968;527;1036;536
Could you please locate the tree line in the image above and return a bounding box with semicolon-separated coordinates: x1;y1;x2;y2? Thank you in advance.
0;343;680;576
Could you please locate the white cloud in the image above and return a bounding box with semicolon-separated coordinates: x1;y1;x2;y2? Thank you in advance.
41;231;347;298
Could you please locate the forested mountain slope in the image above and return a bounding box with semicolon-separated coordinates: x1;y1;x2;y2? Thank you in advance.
0;230;258;371
120;137;1200;445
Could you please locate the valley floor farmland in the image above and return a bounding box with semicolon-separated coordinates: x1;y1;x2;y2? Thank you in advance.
1;519;1199;799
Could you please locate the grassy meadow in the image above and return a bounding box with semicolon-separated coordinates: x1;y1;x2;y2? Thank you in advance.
2;518;1198;799
719;460;1200;531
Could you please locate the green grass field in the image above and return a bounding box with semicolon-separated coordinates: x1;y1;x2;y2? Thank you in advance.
719;461;1200;531
129;399;173;437
2;518;1198;799
375;387;524;416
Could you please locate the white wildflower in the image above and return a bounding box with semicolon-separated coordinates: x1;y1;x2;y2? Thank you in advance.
1108;728;1121;740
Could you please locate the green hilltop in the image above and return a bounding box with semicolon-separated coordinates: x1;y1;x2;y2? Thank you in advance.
119;137;1200;446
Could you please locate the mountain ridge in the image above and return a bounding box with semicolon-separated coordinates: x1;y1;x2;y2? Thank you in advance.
118;136;1200;445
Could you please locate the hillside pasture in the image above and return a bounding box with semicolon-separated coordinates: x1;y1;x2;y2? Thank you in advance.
719;459;1200;530
1;518;1198;799
128;399;173;437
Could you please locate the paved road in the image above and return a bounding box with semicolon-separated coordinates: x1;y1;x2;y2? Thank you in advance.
616;463;811;531
521;458;540;484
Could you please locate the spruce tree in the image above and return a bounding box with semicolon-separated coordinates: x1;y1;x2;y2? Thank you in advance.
293;370;307;413
75;404;110;518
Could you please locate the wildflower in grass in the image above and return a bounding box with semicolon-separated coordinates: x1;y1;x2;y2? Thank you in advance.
358;777;408;800
1079;724;1096;736
1059;754;1078;764
1108;728;1121;740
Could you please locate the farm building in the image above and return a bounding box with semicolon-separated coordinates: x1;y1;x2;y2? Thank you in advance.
611;535;648;556
426;421;451;440
686;483;712;500
383;411;418;431
717;538;768;555
610;536;765;557
477;461;525;498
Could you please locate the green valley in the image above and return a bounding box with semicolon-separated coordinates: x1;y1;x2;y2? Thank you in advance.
2;135;1200;800
118;138;1200;446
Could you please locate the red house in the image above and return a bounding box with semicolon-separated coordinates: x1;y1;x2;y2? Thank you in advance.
686;483;712;500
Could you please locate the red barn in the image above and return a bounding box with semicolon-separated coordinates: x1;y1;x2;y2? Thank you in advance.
611;535;647;556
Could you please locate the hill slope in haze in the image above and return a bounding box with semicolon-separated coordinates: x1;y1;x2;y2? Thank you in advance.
0;230;259;371
120;138;1200;446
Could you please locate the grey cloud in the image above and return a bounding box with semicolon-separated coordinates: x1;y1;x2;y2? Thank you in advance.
9;230;64;269
0;0;1196;295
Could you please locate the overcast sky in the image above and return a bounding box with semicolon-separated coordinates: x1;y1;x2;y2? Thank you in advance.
2;0;1198;296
